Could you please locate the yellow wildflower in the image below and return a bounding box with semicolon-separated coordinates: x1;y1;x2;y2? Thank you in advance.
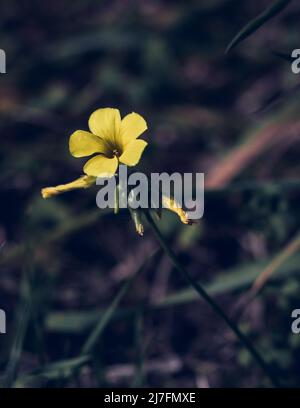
69;107;148;177
40;107;190;230
41;107;148;199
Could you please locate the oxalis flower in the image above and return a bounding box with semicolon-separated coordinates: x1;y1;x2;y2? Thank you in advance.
42;107;147;197
41;107;191;233
70;107;148;177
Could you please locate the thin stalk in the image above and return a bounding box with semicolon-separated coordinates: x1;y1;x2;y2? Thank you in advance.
145;211;280;388
114;183;120;214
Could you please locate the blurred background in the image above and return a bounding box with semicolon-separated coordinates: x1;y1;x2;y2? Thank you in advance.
1;0;300;388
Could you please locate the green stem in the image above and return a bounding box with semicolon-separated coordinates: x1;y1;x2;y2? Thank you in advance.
145;211;280;388
114;183;119;214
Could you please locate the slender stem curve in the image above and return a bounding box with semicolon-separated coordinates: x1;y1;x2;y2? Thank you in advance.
145;211;280;388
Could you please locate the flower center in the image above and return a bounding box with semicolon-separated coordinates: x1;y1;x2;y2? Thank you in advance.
113;148;120;157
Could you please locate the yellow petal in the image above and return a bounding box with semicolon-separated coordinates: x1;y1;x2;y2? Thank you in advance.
88;108;121;148
119;139;147;166
41;175;95;199
120;112;147;146
162;195;192;225
69;130;110;158
83;154;118;177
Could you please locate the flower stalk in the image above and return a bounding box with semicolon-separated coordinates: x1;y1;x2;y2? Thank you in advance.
145;210;280;388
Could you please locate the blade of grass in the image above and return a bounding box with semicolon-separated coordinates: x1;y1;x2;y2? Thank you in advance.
206;120;300;189
81;249;158;355
272;50;294;63
1;264;32;387
233;232;300;320
14;356;91;387
226;0;292;53
14;250;158;386
17;250;300;386
249;231;300;299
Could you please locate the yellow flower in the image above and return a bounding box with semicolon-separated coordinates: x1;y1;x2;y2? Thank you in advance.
69;108;148;177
